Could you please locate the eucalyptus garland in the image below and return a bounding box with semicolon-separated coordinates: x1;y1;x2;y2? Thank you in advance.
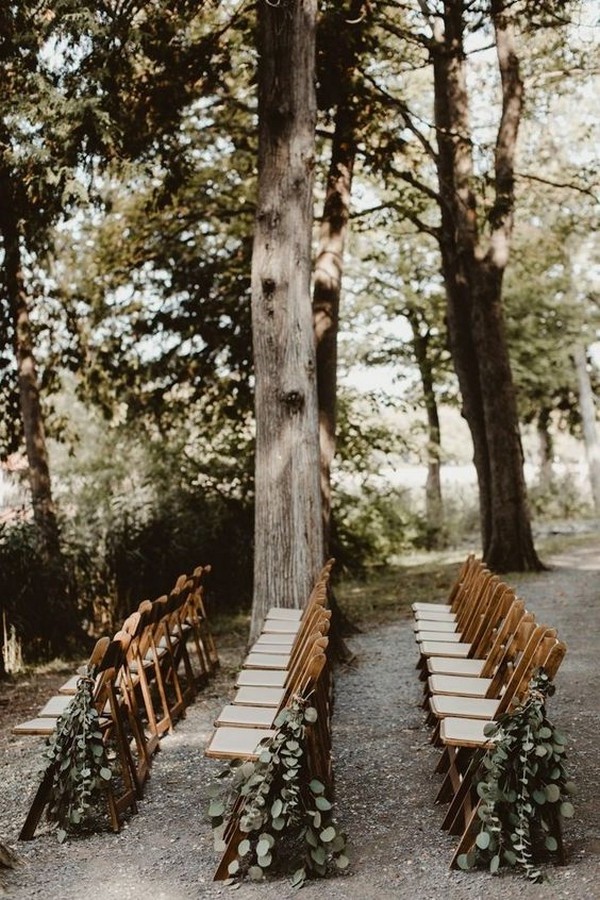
43;670;114;842
457;669;574;882
208;697;348;887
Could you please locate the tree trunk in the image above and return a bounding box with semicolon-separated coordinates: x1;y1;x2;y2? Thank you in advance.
406;310;444;545
536;407;554;489
430;0;542;572
249;0;323;643
313;1;363;556
573;344;600;515
0;171;61;562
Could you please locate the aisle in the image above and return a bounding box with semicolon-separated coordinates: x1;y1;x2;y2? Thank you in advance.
2;541;599;899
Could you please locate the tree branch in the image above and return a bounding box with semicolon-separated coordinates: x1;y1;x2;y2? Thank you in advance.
390;165;442;204
487;0;523;260
516;171;599;201
360;71;438;162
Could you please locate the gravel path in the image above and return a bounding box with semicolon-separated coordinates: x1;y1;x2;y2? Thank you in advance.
1;539;599;899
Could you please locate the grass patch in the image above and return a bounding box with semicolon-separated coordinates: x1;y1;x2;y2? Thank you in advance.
335;529;600;631
335;556;464;631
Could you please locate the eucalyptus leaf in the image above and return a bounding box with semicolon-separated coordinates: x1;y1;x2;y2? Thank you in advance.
237;839;251;857
291;867;306;887
208;800;225;818
476;830;491;850
248;866;264;881
320;826;336;843
311;846;326;866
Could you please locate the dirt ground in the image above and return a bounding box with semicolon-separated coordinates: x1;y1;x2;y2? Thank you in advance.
1;538;599;899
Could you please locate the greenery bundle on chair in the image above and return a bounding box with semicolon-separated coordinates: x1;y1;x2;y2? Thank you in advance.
458;670;574;882
208;696;348;887
43;672;113;842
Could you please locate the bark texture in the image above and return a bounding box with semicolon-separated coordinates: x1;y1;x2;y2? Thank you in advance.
0;168;60;562
406;309;444;545
431;0;542;571
573;344;600;515
313;1;363;555
249;0;323;642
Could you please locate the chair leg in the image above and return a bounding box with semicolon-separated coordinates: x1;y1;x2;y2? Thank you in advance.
450;803;481;868
19;766;55;841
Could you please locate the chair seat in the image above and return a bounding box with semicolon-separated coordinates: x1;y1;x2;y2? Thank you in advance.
205;726;274;759
232;686;285;707
426;657;485;676
253;633;296;647
235;669;287;688
414;610;457;623
417;630;463;643
128;657;156;673
428;674;492;698
215;705;277;728
412;602;451;613
58;675;81;695
440;716;497;748
413;620;458;633
419;641;472;658
265;607;303;621
38;696;73;717
243;652;290;670
260;620;301;635
246;643;293;657
430;695;499;720
12;718;58;736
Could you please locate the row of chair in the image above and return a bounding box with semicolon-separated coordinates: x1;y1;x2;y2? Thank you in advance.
14;565;218;840
412;556;567;867
205;559;336;880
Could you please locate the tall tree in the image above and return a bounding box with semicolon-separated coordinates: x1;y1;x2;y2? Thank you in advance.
249;0;323;642
423;0;543;570
313;0;366;553
573;344;600;515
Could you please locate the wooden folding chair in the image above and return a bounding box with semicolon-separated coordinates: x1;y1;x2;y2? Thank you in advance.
415;570;500;647
433;626;558;807
426;601;529;698
412;555;481;617
180;565;219;676
13;639;110;736
413;557;487;627
259;558;334;636
416;582;517;683
18;636;139;840
141;594;187;734
443;639;567;861
428;621;554;730
211;649;331;881
242;604;331;671
214;630;330;729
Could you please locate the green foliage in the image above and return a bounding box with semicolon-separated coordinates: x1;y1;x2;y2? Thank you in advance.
528;472;593;521
208;699;347;887
43;671;113;841
457;670;574;883
0;520;81;660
